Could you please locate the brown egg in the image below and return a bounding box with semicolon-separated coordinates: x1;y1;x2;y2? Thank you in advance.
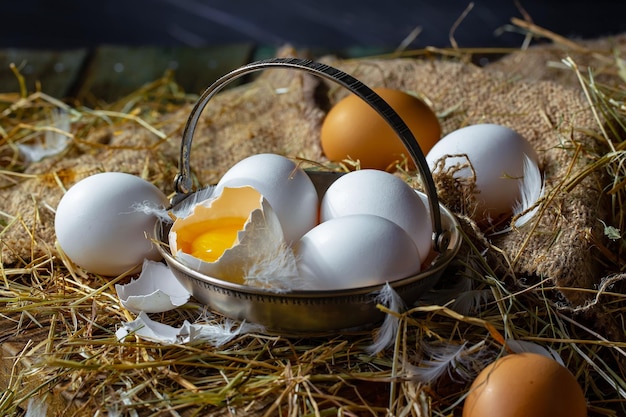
320;88;441;171
463;352;587;417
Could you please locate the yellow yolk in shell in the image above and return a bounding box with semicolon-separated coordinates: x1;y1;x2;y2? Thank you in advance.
180;217;247;263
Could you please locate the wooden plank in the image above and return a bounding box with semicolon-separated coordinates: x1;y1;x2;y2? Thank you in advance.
0;44;254;103
0;48;89;98
75;44;254;103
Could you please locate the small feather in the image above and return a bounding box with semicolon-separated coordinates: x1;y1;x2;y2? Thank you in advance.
490;154;544;235
116;311;263;347
513;154;544;228
408;342;469;383
244;241;303;292
131;199;172;224
506;339;564;365
25;397;48;417
406;341;491;383
451;288;492;315
186;319;265;347
417;275;491;315
366;283;406;355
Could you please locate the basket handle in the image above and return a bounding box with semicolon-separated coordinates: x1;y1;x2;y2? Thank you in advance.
173;57;450;253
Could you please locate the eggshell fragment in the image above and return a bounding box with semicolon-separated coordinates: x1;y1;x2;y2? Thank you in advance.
54;172;169;276
116;311;184;344
295;214;422;290
463;352;587;417
169;186;299;287
214;153;319;244
115;259;190;313
321;169;433;261
116;311;264;346
425;124;539;224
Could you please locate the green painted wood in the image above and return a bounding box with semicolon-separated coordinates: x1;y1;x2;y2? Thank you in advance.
0;48;89;98
0;44;254;102
75;44;255;102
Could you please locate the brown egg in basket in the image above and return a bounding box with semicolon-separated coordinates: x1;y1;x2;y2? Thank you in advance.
156;58;461;335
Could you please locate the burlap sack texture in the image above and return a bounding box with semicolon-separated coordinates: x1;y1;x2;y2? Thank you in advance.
0;48;326;269
316;55;610;308
487;33;626;87
1;46;610;309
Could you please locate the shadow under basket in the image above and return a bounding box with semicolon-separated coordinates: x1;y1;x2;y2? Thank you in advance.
155;58;462;335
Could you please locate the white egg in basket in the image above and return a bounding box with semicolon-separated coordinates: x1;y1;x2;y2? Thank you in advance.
214;153;319;244
320;169;433;262
156;57;462;335
295;214;422;290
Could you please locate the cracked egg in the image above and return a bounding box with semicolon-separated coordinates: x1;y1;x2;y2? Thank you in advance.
168;186;299;288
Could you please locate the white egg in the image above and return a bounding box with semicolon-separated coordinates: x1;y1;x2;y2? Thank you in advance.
54;172;169;276
214;153;319;244
295;214;422;290
425;123;539;223
320;169;433;261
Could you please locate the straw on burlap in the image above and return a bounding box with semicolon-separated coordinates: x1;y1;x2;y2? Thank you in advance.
486;33;626;87
2;48;609;308
1;47;326;267
319;56;610;306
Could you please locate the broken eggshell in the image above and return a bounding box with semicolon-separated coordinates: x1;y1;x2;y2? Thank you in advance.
116;311;265;346
115;259;190;313
169;186;300;289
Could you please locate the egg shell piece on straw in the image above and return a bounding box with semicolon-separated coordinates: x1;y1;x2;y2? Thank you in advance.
214;153;319;244
320;169;433;262
169;186;299;289
54;172;169;276
116;311;265;347
295;214;422;291
115;259;190;314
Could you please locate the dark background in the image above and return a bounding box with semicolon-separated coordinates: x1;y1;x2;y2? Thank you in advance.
2;1;626;101
3;0;626;51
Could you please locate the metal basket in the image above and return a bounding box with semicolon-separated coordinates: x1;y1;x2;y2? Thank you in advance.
156;57;461;335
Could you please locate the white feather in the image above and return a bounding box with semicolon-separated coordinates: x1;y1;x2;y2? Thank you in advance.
513;154;544;228
131;199;172;224
244;241;302;292
406;341;491;383
366;283;406;355
187;320;265;347
25;397;48;417
490;154;544;235
407;342;469;383
417;276;491;315
506;339;564;365
117;311;263;347
451;288;492;315
136;185;217;225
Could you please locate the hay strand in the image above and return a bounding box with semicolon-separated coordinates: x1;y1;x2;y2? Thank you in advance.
2;28;626;417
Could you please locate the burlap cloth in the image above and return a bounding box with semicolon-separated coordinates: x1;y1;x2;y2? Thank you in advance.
1;43;617;311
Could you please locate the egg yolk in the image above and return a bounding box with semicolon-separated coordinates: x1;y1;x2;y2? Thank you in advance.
185;217;247;262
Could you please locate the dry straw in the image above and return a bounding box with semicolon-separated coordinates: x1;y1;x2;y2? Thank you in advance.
2;24;626;417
